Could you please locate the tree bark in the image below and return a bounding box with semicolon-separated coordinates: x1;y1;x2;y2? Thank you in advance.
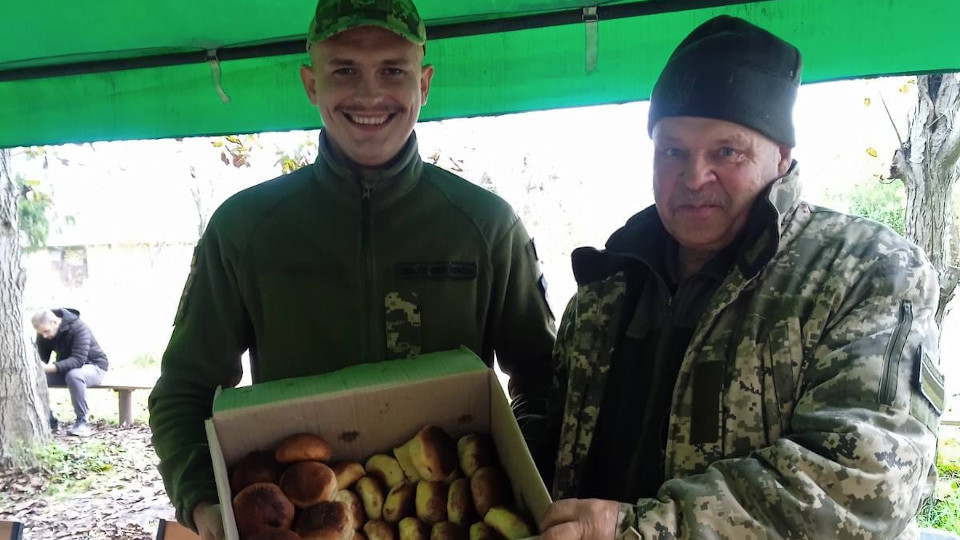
892;73;960;325
0;149;48;468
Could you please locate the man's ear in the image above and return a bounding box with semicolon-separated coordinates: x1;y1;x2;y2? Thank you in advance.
777;145;793;176
300;64;319;106
420;64;435;106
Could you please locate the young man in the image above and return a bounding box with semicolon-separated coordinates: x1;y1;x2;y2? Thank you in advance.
539;16;943;540
34;308;109;437
148;1;556;537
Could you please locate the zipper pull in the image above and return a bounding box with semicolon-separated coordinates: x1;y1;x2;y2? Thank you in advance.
362;186;371;200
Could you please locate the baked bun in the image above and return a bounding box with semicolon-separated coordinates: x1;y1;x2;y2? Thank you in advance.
415;481;448;524
398;517;430;540
249;529;304;540
332;462;366;490
408;427;457;482
469;468;510;518
280;461;338;508
393;440;422;483
295;500;354;540
335;489;366;530
445;478;475;526
366;454;406;489
356;476;386;520
430;522;467;540
233;482;295;538
231;450;283;494
468;522;501;540
276;433;333;464
456;434;497;477
383;481;416;523
483;507;532;540
363;520;396;540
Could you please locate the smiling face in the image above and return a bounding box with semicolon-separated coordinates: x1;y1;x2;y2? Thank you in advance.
652;116;792;257
299;26;434;167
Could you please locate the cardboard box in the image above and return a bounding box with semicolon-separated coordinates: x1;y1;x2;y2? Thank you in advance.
206;347;552;540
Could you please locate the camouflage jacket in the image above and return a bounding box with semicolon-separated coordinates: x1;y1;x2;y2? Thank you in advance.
548;165;944;539
149;132;556;529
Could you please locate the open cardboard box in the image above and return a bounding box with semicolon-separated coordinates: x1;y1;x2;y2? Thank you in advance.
206;347;552;540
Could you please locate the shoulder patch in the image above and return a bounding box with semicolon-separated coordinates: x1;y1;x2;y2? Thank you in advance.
527;238;540;261
918;346;944;415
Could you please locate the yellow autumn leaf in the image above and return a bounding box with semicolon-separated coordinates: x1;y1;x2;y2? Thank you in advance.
899;84;910;94
863;97;871;107
210;140;224;147
866;147;878;158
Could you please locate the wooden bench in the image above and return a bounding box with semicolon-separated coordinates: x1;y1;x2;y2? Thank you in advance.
50;378;154;426
93;381;153;426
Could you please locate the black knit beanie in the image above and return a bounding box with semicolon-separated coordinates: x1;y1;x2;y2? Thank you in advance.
647;15;802;147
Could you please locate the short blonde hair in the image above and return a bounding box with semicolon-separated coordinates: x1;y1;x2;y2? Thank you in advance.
31;310;58;329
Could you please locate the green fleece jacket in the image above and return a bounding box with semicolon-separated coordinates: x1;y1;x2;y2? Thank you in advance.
148;132;556;529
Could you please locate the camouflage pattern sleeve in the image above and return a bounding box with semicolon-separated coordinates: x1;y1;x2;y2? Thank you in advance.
542;293;579;489
617;244;941;540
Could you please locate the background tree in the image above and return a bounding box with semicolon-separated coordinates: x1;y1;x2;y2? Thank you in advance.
0;148;49;467
887;73;960;324
16;175;52;251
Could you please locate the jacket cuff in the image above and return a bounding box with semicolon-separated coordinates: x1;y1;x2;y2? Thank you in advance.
178;486;220;533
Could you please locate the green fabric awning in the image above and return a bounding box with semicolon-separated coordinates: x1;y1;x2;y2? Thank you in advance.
2;0;958;148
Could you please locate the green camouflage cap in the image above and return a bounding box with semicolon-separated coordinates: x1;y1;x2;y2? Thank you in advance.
307;0;427;47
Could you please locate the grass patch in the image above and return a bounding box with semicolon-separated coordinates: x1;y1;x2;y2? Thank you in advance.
32;439;124;498
918;480;960;532
919;429;960;533
131;353;159;370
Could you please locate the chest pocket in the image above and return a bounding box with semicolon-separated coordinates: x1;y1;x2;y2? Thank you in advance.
385;291;422;360
762;317;803;443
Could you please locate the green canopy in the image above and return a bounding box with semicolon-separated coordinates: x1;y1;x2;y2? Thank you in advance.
2;0;958;148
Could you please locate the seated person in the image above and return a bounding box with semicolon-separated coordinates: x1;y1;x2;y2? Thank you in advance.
33;308;109;437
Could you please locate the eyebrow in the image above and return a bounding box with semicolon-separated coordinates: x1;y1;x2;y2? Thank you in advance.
715;134;751;146
654;135;682;145
326;57;413;67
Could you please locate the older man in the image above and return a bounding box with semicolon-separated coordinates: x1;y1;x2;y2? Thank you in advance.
148;0;555;537
539;15;943;540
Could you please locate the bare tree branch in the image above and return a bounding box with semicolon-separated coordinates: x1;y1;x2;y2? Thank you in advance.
880;93;906;153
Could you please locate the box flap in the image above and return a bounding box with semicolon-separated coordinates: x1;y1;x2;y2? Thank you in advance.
213;347;486;414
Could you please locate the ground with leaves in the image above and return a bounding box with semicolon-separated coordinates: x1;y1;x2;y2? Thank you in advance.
0;421;175;539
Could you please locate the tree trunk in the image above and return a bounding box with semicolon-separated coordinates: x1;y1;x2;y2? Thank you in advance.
892;73;960;326
0;149;48;468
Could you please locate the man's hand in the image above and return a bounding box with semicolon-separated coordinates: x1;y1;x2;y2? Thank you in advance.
540;498;619;540
42;363;57;375
193;502;225;540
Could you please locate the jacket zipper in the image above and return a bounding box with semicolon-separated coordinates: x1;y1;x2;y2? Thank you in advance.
361;185;374;361
879;299;913;406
